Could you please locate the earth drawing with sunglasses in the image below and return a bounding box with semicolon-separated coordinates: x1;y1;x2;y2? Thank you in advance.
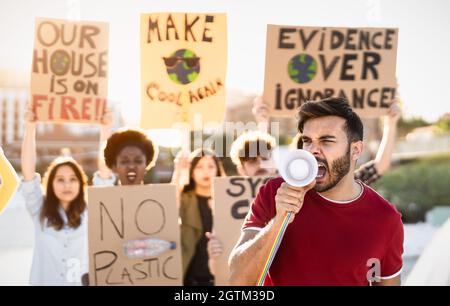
163;48;200;85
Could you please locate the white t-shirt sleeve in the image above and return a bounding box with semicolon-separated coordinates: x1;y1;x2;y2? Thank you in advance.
92;171;116;187
19;173;44;218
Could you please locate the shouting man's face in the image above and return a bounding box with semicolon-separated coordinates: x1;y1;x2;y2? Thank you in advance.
301;116;362;193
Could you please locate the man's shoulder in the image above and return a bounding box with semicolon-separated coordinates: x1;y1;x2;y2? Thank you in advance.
363;183;402;221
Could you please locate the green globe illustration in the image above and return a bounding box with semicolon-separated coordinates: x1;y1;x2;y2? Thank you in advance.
51;50;70;76
163;49;200;85
287;53;317;84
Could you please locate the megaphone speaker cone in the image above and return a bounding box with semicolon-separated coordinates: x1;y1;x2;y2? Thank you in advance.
288;159;310;180
279;149;318;187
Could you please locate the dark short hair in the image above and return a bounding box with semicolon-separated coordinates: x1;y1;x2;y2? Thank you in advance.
104;128;158;169
297;97;363;144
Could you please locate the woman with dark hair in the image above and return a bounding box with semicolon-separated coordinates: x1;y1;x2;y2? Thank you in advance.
176;148;225;286
20;110;89;286
93;126;158;186
81;126;159;286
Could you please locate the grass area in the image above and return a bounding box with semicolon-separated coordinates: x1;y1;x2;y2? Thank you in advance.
373;153;450;223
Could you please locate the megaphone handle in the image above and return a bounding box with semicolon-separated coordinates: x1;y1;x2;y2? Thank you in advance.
257;212;292;286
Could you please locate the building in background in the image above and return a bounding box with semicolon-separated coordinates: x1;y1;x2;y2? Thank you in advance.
0;87;124;175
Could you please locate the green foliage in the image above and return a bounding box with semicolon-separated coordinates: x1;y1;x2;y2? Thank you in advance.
373;154;450;223
436;115;450;133
397;117;430;137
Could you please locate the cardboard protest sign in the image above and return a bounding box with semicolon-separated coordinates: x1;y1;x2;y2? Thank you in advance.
263;25;398;118
87;184;182;286
30;18;109;123
212;176;271;285
140;13;227;129
0;150;19;215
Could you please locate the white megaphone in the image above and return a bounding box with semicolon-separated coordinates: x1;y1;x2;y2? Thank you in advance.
278;149;318;187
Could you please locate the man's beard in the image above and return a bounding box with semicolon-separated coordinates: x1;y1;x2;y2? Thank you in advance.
314;146;351;193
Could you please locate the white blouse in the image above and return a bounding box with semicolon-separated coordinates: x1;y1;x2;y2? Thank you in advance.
19;174;88;286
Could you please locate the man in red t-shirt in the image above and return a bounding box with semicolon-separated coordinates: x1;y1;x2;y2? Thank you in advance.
229;97;403;286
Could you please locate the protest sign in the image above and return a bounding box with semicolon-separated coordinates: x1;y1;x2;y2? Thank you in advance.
88;184;182;286
264;25;398;118
31;18;109;123
140;13;227;129
212;176;271;285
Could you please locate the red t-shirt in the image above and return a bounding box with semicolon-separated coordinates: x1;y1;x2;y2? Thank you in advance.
242;177;404;286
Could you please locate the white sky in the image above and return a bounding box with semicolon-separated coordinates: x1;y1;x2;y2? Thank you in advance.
0;0;449;124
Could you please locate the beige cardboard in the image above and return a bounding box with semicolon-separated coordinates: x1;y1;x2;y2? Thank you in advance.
87;184;182;286
140;13;227;129
30;18;109;124
263;25;398;118
212;176;271;285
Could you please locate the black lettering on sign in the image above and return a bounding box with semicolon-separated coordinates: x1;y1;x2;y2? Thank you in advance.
352;89;366;109
93;250;118;286
284;88;297;110
340;54;357;81
275;84;282;110
345;28;357;50
275;83;312;111
60;23;77;46
37;21;100;48
248;177;263;198
135;199;166;235
362;52;381;80
275;86;397;112
381;87;396;108
100;199;124;240
324;88;335;99
146;14;215;43
384;29;396;49
33;49;48;74
359;30;370;50
278;28;296;49
133;263;148;280
93;253;178;285
163;256;179;280
202;15;214;42
298;29;318;50
231;199;250;219
319;28;326;51
119;267;134;285
147;16;162;42
227;177;246;197
185;14;200;41
33;49;107;78
143;258;160;278
319;54;340;81
228;177;271;220
50;76;68;94
80;25;100;48
37;21;60;47
73;79;98;95
371;32;383;49
368;88;379;107
166;14;179;41
330;30;345;50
